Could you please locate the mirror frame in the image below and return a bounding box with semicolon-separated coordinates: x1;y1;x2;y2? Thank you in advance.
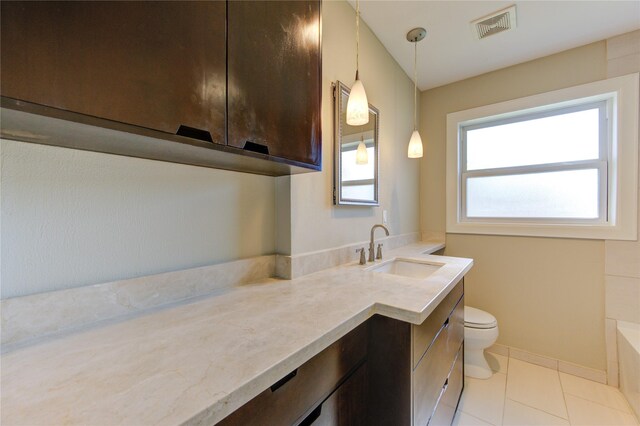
333;80;380;206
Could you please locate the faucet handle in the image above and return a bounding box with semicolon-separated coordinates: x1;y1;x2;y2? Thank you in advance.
356;248;366;265
376;243;383;260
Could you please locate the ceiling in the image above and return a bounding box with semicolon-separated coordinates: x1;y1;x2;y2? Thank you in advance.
350;1;640;90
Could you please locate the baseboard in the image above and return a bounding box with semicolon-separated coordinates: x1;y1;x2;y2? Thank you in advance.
486;344;608;384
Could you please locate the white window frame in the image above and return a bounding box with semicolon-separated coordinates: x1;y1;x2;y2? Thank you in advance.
446;73;639;240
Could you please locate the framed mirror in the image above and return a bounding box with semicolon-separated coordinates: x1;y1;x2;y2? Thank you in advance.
333;81;379;206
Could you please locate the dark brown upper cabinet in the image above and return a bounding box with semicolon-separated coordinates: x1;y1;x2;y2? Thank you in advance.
1;1;226;143
0;1;322;175
227;0;322;168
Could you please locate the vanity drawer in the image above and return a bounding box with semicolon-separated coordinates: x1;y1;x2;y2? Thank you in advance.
413;280;463;368
413;297;464;426
429;346;463;426
218;323;367;426
294;360;368;426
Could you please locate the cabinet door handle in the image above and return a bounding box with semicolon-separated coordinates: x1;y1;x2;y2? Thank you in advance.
442;377;449;392
443;317;450;328
298;404;322;426
175;125;213;143
243;141;270;155
270;369;298;392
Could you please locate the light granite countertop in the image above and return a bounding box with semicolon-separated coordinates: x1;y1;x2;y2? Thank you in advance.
1;242;472;426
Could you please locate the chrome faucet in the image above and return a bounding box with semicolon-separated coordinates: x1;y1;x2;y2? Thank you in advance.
369;224;389;262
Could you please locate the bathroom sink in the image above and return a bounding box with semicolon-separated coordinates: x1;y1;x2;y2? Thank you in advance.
367;258;443;279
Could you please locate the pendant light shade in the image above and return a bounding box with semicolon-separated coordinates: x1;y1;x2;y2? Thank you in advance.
406;27;426;159
407;130;423;158
356;136;369;164
347;78;369;126
346;0;369;126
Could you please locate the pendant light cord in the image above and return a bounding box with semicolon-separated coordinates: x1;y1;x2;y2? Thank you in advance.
356;0;360;79
413;39;418;131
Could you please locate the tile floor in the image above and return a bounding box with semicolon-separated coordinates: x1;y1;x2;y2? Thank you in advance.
453;352;639;426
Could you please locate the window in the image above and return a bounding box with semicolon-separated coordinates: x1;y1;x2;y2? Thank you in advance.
446;73;638;240
341;142;375;201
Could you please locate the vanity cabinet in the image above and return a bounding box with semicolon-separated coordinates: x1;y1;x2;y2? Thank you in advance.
218;324;367;426
0;1;321;175
368;280;465;426
217;281;464;426
413;287;464;426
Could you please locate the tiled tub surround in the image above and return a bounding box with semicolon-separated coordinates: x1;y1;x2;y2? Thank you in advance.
604;29;640;389
618;321;640;419
1;242;466;425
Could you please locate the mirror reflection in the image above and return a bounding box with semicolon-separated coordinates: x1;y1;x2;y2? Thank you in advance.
334;81;379;206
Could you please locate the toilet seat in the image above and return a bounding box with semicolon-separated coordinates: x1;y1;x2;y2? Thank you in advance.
464;306;497;329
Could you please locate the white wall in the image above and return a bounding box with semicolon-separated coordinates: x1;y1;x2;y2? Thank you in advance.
0;140;275;298
288;0;420;255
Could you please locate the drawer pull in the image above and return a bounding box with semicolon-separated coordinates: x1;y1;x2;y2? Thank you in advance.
443;317;450;328
442;377;449;392
270;369;298;392
176;125;213;142
243;141;270;155
299;404;322;426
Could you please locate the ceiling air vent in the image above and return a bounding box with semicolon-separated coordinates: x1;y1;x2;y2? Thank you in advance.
471;5;517;40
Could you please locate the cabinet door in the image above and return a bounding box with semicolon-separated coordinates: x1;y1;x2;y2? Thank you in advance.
1;1;225;143
228;0;322;166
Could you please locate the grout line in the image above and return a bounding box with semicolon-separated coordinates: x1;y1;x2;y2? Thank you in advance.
507;355;570;420
558;366;573;424
504;397;571;425
564;392;637;416
456;409;498;426
500;362;507;426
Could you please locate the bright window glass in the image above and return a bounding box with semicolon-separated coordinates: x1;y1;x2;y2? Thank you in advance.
466;169;600;219
446;74;639;240
461;102;606;222
341;147;374;181
342;184;375;201
466;108;600;171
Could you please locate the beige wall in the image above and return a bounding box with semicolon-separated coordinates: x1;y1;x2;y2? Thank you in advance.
287;0;420;254
420;42;609;370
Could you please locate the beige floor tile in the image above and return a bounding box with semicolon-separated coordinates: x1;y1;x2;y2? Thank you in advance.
559;372;632;413
503;399;569;425
452;410;496;426
506;358;568;419
565;394;639;426
487;352;508;374
458;373;506;425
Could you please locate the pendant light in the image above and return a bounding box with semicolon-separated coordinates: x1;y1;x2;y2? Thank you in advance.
356;135;368;165
407;27;426;158
346;0;369;126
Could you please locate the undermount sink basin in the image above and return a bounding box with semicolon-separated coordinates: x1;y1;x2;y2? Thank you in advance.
367;258;443;279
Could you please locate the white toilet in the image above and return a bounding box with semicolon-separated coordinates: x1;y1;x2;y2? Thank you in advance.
464;306;499;379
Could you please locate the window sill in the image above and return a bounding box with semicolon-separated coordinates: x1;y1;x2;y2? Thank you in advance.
446;220;636;241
